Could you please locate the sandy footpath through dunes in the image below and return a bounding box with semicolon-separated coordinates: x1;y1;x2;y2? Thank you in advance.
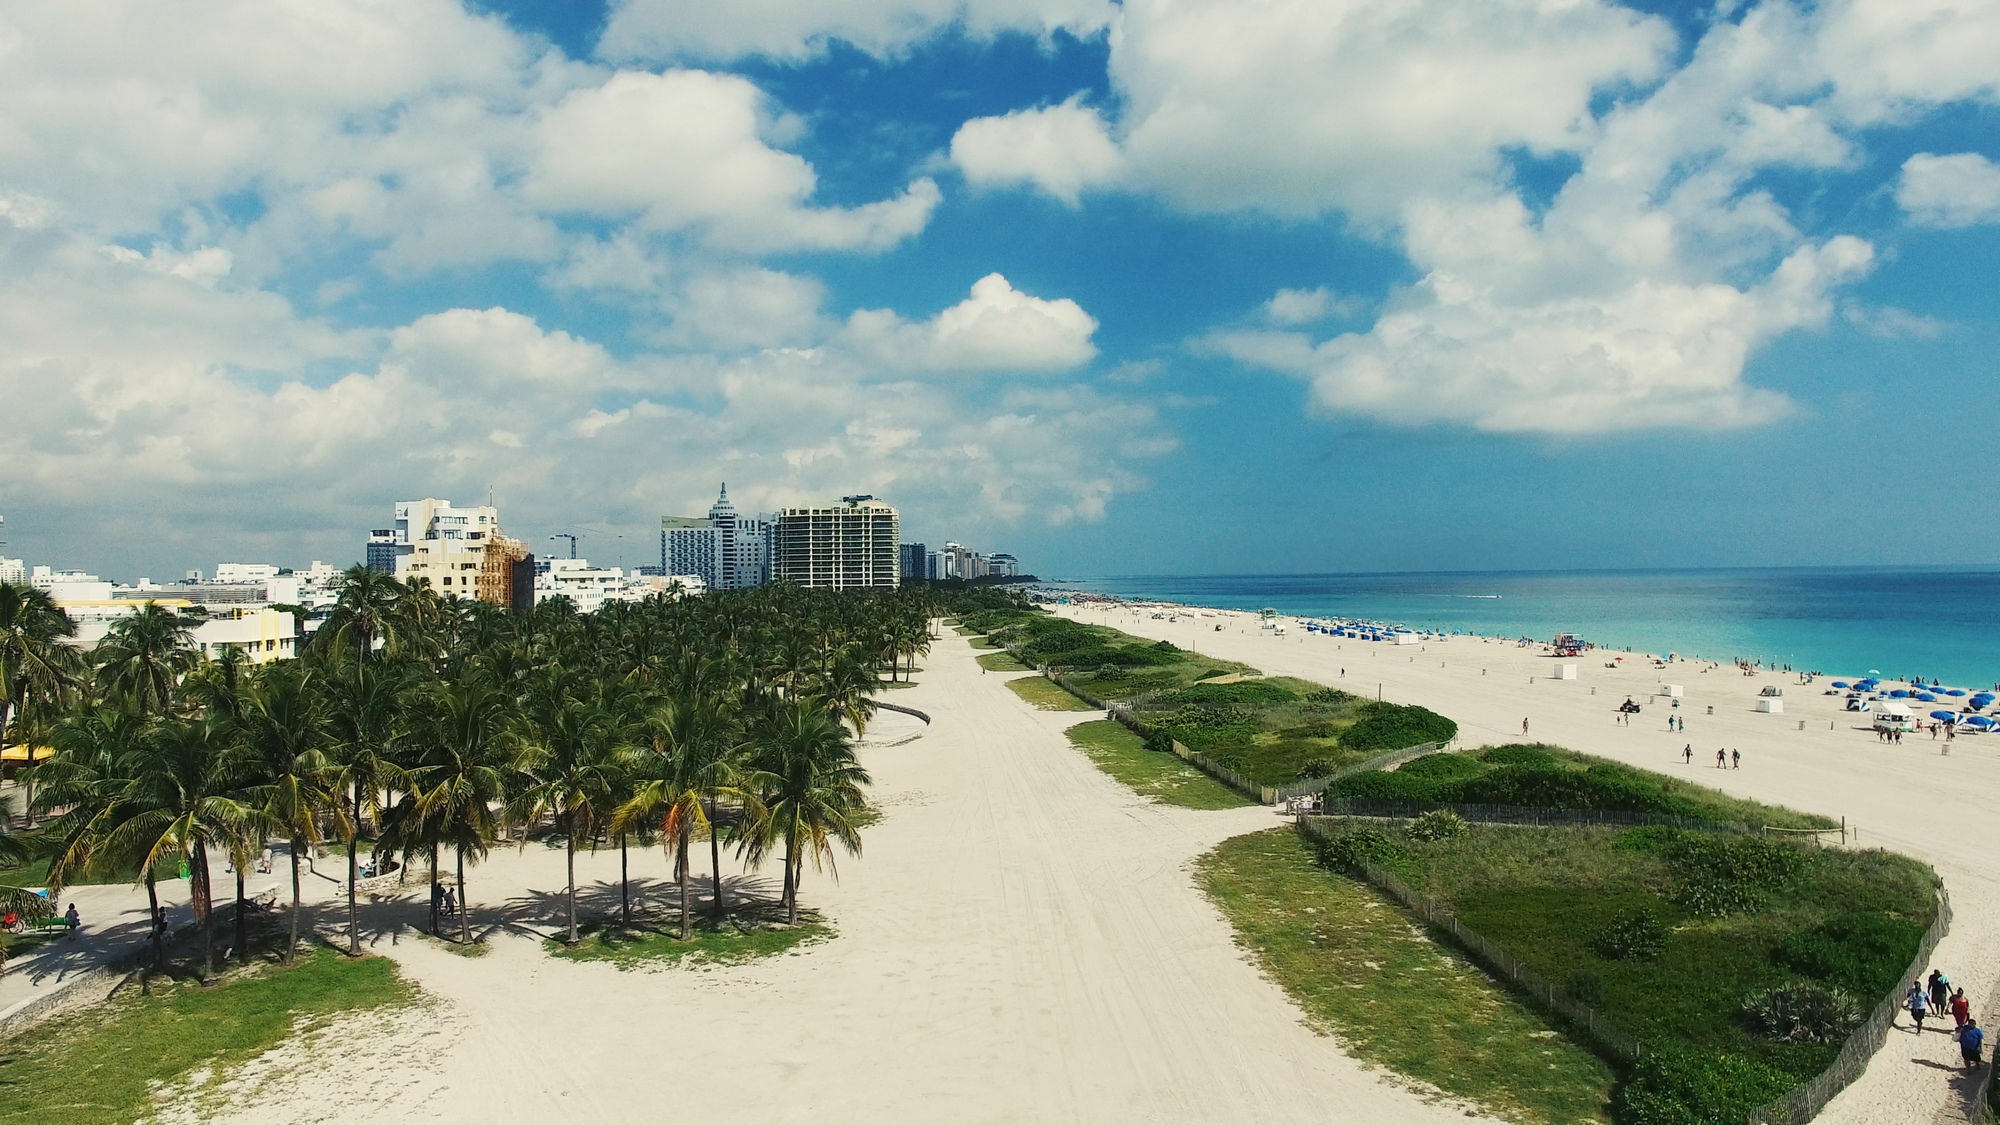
1058;603;2000;1124
186;633;1499;1125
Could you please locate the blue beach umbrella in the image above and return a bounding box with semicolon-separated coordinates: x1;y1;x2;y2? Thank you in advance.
1930;710;1957;720
1889;690;1909;698
1972;693;1996;706
1916;693;1936;702
1947;690;1968;697
1832;681;1849;688
1964;715;1996;730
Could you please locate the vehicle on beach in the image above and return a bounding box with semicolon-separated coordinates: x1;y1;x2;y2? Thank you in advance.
1552;632;1586;656
1872;702;1915;732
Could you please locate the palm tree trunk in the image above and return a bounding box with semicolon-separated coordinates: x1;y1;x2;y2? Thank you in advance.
20;745;36;830
348;781;361;955
235;866;247;965
565;829;578;945
677;827;692;941
195;841;213;982
145;871;164;971
429;842;440;935
619;833;630;926
708;799;724;922
782;825;797;924
287;839;303;963
457;847;468;945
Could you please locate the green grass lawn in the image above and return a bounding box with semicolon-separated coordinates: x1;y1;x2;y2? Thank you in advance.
1310;819;1938;1121
2;853;180;889
0;946;413;1125
1327;743;1838;829
977;650;1031;671
548;914;831;969
1063;720;1253;809
1200;830;1615;1125
1006;676;1097;712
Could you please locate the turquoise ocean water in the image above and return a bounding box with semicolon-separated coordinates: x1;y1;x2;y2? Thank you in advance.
1059;568;2000;689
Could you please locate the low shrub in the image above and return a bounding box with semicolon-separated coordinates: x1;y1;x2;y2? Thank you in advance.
1740;983;1862;1044
1282;719;1340;739
1615;826;1683;854
1142;729;1176;754
1568;969;1606;1007
1776;913;1925;998
1396;753;1486;785
1296;757;1335;781
1305;686;1359;706
1665;835;1815;919
1591;908;1667;961
1310;828;1403;873
1407;810;1468;842
1337;701;1458;752
1614;1046;1798;1125
1479;744;1560;769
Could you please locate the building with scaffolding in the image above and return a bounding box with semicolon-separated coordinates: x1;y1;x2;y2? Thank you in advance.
385;497;530;607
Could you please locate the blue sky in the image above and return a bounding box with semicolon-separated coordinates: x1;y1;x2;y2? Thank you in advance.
1;0;1996;580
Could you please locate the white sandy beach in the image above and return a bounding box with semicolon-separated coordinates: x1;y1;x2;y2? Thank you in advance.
17;630;1503;1125
1055;601;2000;1124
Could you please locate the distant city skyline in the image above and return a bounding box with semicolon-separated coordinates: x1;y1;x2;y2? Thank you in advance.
2;3;1995;580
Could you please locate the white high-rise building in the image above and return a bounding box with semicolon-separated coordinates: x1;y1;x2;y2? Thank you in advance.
772;496;900;590
660;485;771;591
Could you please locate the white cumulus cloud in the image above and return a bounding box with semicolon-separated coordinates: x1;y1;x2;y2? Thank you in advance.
950;98;1123;205
1897;152;2000;229
844;273;1099;372
597;0;1114;62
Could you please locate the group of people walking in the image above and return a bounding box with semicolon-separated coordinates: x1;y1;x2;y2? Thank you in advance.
1680;745;1740;769
1908;968;1983;1069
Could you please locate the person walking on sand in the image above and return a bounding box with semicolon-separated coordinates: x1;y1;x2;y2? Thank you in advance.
1732;748;1741;769
1910;982;1930;1032
1522;717;1530;736
1717;748;1727;769
1960;1019;1984;1068
1951;988;1971;1030
1930;970;1951;1017
1684;744;1693;765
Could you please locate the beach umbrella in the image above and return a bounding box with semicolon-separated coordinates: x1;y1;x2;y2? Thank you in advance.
1963;715;1996;730
1947;690;1968;697
1888;690;1909;698
1930;710;1957;720
1972;693;1996;706
1831;681;1849;688
1915;693;1936;702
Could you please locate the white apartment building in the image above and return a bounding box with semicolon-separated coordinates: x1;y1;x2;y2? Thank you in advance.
213;562;281;584
536;558;707;613
65;602;298;664
772;496;900;590
0;557;24;584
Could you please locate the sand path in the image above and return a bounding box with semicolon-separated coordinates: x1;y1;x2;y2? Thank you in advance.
1058;603;2000;1123
178;632;1496;1125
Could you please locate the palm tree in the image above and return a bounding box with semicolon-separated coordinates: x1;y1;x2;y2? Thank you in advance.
106;716;254;980
0;582;85;824
616;688;748;940
241;664;345;962
322;660;412;955
510;671;623;943
93;601;199;716
402;678;513;944
745;696;871;924
317;566;407;665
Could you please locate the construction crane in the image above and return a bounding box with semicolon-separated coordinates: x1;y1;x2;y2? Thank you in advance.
549;533;579;559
